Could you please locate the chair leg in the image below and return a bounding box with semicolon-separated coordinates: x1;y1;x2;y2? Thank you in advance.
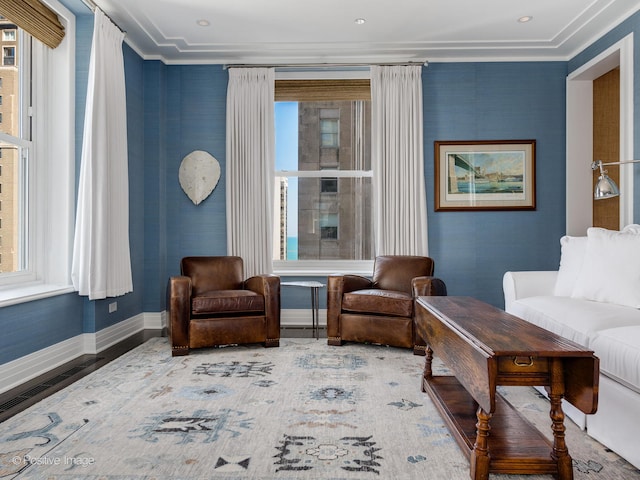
327;336;343;346
172;345;190;356
413;344;427;356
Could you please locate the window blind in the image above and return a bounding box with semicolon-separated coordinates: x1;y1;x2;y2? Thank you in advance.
275;79;371;101
0;0;65;49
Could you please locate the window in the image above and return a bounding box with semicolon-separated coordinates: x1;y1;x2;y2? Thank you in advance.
320;213;338;240
320;111;339;148
2;30;16;42
3;46;15;66
0;3;75;304
273;77;373;272
0;25;27;275
320;177;338;193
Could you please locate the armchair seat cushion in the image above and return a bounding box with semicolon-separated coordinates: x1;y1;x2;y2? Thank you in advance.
342;289;413;317
192;290;265;315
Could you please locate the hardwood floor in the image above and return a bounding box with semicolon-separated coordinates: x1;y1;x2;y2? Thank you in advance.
0;327;325;423
0;330;163;423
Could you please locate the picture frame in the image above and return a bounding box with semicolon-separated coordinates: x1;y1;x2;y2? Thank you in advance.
434;140;536;211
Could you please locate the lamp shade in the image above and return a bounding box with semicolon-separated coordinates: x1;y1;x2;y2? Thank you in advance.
594;173;620;200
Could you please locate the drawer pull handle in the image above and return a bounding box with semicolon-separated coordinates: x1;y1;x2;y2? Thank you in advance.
513;356;534;367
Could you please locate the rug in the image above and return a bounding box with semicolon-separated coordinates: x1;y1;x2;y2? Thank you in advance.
0;337;638;479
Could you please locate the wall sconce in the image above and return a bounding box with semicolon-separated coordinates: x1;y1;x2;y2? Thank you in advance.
591;159;640;200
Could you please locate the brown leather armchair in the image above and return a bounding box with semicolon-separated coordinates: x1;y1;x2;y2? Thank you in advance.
327;255;447;355
167;256;280;356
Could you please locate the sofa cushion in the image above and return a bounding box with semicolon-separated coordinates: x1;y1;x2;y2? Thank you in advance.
509;296;640;348
572;227;640;308
591;326;640;392
192;290;265;315
553;235;587;297
342;289;413;317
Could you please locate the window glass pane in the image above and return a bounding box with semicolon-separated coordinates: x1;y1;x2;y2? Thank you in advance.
275;97;372;262
274;182;372;259
0;141;23;273
0;20;26;274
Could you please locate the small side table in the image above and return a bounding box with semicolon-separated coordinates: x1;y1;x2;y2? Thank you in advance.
281;281;325;339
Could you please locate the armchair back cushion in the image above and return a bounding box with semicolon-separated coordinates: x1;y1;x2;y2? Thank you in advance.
372;255;435;292
182;256;244;294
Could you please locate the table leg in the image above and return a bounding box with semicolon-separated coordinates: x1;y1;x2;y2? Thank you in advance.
549;358;573;480
422;345;433;392
311;287;319;339
470;406;491;480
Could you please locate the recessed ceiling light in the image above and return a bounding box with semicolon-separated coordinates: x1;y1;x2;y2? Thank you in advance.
197;19;210;27
354;18;366;25
518;16;533;23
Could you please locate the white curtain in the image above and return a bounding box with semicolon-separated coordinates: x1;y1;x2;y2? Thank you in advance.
71;8;132;300
370;65;429;256
226;68;275;277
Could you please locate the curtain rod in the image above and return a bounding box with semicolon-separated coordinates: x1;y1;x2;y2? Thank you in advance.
80;0;126;34
223;61;428;70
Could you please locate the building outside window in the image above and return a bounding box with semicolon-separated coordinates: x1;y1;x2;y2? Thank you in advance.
0;18;22;273
274;91;373;265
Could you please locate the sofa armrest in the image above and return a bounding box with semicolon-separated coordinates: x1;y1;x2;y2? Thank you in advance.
168;275;192;356
245;274;281;343
412;276;447;297
503;271;558;311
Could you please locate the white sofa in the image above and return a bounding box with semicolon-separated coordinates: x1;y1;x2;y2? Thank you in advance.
503;225;640;469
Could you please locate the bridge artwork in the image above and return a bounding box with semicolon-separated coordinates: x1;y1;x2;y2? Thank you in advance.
446;152;524;195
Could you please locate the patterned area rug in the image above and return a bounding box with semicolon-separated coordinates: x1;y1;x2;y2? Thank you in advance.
1;337;638;479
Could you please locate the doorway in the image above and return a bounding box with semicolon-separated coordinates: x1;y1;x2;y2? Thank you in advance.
565;34;634;235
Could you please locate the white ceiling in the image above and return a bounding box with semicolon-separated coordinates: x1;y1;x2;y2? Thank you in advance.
88;0;640;65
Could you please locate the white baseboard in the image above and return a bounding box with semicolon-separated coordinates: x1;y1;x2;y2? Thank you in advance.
281;308;326;327
0;312;165;394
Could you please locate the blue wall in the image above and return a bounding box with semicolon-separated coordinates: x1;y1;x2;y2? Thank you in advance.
424;62;567;306
2;6;640;366
142;62;567;310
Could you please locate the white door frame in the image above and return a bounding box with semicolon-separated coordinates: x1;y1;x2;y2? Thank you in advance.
566;34;634;235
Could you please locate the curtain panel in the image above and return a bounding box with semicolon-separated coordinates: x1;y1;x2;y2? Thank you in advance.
370;65;429;256
226;68;275;277
71;8;132;300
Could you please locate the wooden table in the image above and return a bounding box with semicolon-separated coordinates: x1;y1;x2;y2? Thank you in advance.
415;296;599;480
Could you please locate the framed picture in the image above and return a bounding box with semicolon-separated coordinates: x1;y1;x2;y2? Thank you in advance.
434;140;536;211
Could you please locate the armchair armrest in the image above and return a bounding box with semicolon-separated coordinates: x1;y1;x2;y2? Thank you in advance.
503;271;558;311
326;274;373;343
412;276;447;297
245;274;281;345
168;275;192;356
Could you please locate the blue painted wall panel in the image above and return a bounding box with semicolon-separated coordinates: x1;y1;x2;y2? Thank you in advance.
143;60;168;312
162;66;229;282
0;294;83;364
424;62;568;307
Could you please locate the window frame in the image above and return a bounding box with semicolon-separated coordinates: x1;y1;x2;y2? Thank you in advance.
272;70;374;276
0;0;75;306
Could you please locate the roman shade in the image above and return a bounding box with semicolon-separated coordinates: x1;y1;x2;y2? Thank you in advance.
275;79;371;101
0;0;65;49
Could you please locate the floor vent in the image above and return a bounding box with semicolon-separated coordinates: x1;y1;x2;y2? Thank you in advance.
0;357;104;414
